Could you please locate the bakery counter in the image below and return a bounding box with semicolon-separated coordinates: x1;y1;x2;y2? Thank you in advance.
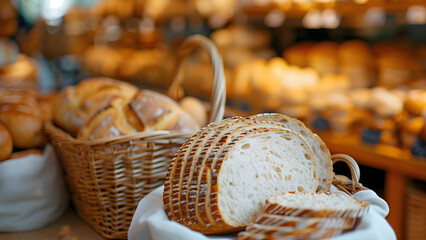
0;208;104;240
317;131;426;240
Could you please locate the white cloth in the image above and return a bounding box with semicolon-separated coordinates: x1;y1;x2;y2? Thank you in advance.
0;145;69;232
129;185;396;240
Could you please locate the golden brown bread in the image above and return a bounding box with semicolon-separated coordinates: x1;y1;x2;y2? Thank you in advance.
0;122;12;161
77;90;200;140
178;96;208;127
404;90;426;116
0;88;47;148
53;77;139;136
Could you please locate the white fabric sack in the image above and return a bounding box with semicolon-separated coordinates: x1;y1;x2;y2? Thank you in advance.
129;185;396;240
0;144;69;232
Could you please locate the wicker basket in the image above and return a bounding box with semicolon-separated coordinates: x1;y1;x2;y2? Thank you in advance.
44;35;226;239
331;153;368;195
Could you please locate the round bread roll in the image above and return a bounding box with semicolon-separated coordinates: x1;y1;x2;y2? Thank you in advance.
307;42;338;76
338;40;372;67
77;90;200;140
53;77;139;136
179;96;208;127
0;122;12;161
0;89;46;148
283;41;315;67
404;90;426;116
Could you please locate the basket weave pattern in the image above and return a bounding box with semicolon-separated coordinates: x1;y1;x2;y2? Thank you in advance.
45;35;226;239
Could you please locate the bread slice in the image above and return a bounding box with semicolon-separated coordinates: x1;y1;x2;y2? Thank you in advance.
255;214;349;230
210;128;317;233
237;226;341;240
251;113;333;192
265;192;369;220
195;120;289;227
245;223;342;238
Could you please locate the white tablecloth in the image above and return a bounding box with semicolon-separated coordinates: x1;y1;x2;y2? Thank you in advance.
0;145;69;232
129;185;396;240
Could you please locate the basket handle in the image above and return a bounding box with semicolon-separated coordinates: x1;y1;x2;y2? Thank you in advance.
167;34;226;124
331;153;367;195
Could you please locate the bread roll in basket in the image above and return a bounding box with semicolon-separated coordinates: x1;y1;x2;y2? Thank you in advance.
44;35;226;239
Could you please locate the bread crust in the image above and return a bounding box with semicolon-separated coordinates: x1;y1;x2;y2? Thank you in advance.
255;214;351;230
265;192;370;220
53;77;138;136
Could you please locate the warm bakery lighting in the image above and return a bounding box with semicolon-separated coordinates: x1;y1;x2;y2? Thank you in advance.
208;15;227;29
273;0;292;11
139;17;155;35
406;5;426;24
303;9;322;29
170;17;186;32
354;0;368;4
41;0;71;25
264;9;286;27
322;9;340;29
364;7;386;27
293;0;314;11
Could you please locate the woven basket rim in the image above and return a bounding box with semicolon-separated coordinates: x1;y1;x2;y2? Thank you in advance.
44;121;195;146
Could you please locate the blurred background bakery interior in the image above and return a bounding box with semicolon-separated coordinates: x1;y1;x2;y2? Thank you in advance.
0;0;425;239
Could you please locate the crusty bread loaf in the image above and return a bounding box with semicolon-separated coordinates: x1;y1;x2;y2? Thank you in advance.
77;89;200;140
251;113;332;192
266;192;369;220
0;89;47;148
53;77;138;136
164;118;319;234
0;122;12;161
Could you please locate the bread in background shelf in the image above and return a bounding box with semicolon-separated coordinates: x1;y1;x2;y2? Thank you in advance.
283;41;315;68
401;90;426;149
338;40;373;88
307;42;338;76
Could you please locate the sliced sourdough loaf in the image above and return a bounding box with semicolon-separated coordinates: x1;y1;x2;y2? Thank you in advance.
244;223;342;238
255;214;349;230
265;192;369;221
251;113;333;192
196;120;295;227
164;120;318;234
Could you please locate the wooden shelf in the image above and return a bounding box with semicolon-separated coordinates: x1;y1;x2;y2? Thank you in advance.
318;132;426;181
317;131;426;240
